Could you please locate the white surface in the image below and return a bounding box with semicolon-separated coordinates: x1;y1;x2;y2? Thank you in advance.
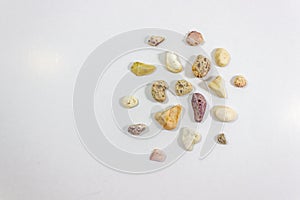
0;0;299;199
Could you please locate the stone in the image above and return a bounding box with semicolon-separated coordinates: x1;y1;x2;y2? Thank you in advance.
186;31;204;46
175;80;193;96
233;75;247;88
214;48;230;67
217;133;227;145
191;93;207;122
192;55;211;78
130;62;156;76
208;76;227;98
181;127;201;151
213;105;238;122
166;52;183;73
147;35;165;46
149;149;166;162
155;105;182;130
151;80;168;102
128;124;147;135
121;96;139;108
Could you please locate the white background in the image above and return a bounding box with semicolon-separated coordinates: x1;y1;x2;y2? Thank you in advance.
0;0;300;199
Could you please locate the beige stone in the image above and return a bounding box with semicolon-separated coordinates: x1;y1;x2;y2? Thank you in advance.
192;55;211;78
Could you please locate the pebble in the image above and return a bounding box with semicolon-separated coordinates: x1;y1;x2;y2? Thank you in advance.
175;80;193;96
233;75;247;88
181;127;201;151
217;133;227;145
147;35;165;46
192;55;211;78
214;105;238;122
214;48;231;67
208;76;227;98
186;31;204;46
130;62;156;76
121;96;139;108
191;93;207;122
128;124;147;135
155;105;182;130
166;52;183;73
151;80;168;102
150;149;166;162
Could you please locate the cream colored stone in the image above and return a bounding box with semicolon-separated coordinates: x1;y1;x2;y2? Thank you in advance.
214;106;238;122
214;48;230;67
121;96;139;108
208;76;227;98
166;52;183;73
181;127;201;151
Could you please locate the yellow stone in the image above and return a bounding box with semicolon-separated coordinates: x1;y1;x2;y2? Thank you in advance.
155;105;182;130
130;62;156;76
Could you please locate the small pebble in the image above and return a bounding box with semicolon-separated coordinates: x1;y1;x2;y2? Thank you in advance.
121;96;139;108
217;133;227;145
128;124;147;135
150;149;166;162
147;35;165;46
186;31;204;46
233;75;247;88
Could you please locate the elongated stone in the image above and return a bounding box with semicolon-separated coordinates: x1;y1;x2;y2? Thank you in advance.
128;124;147;135
150;149;166;162
155;105;182;130
166;52;183;73
181;127;201;151
130;62;156;76
191;93;207;122
208;76;227;98
214;106;238;122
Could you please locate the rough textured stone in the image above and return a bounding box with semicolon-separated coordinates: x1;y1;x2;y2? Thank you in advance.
191;93;207;122
175;80;193;96
192;55;211;78
151;80;168;102
128;124;147;135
